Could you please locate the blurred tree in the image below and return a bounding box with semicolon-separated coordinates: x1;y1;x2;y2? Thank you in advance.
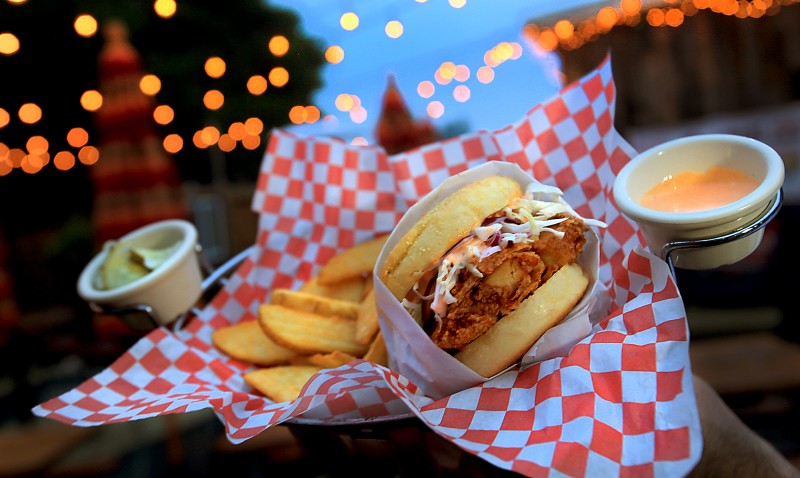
0;0;324;308
83;0;327;182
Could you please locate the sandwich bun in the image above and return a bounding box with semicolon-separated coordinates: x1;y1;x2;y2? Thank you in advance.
380;174;591;378
455;262;588;377
381;175;524;307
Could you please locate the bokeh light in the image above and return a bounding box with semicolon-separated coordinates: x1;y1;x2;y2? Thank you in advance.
385;20;403;38
192;131;208;149
228;122;246;141
53;151;75;171
325;45;345;64
139;74;162;96
268;35;290;57
80;91;102;112
0;33;20;55
203;90;224;110
340;12;359;31
154;0;177;19
7;148;24;168
438;61;457;81
204;57;226;78
304;105;321;123
350;107;367;124
247;75;268;95
218;134;236;152
597;7;618;30
241;134;260;150
26;136;48;154
554;20;575;40
78;145;99;165
244;117;264;135
153;105;175;125
426;101;444;118
268;67;289;87
476;66;495;84
66;127;89;147
454;65;470;82
417;81;435;98
201;126;220;146
74;14;97;38
621;0;642;15
163;134;183;153
288;105;304;124
335;93;354;112
18;103;42;123
453;85;470;102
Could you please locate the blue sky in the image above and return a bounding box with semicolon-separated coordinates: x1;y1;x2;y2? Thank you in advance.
266;0;599;145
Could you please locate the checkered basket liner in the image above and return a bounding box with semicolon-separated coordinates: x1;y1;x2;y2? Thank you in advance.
33;55;702;477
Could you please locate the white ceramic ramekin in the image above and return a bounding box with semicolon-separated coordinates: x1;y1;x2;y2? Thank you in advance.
613;134;784;270
77;219;203;326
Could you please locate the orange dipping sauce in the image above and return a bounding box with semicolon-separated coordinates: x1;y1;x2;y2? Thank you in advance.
639;166;760;213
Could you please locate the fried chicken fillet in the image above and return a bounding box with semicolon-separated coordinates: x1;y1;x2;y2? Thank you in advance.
429;214;587;351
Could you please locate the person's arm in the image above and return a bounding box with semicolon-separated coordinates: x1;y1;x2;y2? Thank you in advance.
689;374;800;477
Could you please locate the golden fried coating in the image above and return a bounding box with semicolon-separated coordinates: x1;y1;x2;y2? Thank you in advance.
429;214;587;352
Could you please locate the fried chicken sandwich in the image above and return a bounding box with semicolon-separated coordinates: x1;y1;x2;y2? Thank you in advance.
380;174;603;378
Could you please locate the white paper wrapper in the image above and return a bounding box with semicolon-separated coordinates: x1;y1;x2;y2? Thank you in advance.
374;161;610;398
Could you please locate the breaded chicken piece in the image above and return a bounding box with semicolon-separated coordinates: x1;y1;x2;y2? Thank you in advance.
429;214;587;352
531;214;587;281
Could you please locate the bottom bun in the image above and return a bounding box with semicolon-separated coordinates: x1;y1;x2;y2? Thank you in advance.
455;263;589;378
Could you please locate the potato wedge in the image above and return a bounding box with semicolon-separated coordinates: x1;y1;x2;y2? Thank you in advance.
259;304;369;356
355;289;379;345
270;288;359;319
300;276;366;303
317;234;389;285
363;331;388;367
292;350;359;369
212;320;299;366
244;365;323;403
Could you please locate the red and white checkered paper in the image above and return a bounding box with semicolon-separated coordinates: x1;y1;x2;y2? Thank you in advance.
34;55;702;477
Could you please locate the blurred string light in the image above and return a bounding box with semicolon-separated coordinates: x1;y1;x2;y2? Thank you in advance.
247;75;268;95
153;105;174;125
18;103;42;124
154;0;177;19
417;81;435;98
409;40;521;122
385;20;404;38
139;74;161;96
3;0;798;175
340;12;360;31
268;67;289;87
79;90;103;112
524;0;800;52
288;105;321;124
203;90;224;110
0;3;310;176
0;32;20;55
204;56;226;78
66;127;89;147
268;35;289;56
334;93;367;124
74;14;97;37
325;45;345;64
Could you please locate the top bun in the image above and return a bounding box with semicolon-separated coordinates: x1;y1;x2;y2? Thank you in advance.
380;175;523;306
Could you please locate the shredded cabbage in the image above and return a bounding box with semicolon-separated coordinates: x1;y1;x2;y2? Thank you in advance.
403;182;608;322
